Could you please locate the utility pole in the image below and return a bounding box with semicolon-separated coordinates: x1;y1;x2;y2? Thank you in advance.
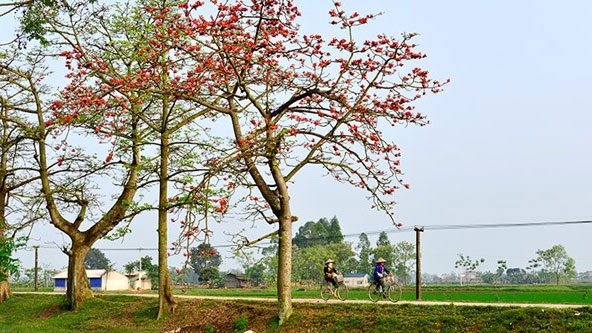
34;246;39;291
414;226;424;300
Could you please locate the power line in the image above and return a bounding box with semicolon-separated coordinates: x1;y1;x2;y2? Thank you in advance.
342;219;592;238
419;219;592;231
23;219;592;251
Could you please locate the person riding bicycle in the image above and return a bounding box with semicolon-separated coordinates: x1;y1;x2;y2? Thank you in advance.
323;259;339;295
373;257;391;292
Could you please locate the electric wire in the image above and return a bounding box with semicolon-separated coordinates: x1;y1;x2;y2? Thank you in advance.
23;219;592;251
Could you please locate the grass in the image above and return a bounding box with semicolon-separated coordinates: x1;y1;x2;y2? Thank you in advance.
1;293;591;332
14;284;592;305
0;294;159;332
3;284;592;332
171;283;592;305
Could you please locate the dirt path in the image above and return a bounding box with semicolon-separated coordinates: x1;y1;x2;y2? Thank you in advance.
15;291;589;309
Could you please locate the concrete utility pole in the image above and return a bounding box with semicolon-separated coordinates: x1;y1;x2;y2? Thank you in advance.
414;226;424;300
34;246;39;291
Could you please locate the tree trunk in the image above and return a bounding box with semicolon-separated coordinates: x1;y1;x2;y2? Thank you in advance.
156;230;177;318
156;128;177;319
65;244;93;310
0;280;10;303
276;213;293;325
0;186;10;303
157;266;176;317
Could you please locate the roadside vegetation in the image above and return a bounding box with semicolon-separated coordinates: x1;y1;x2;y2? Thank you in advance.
12;284;592;305
1;293;591;332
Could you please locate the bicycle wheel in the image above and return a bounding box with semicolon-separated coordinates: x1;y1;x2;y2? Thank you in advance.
337;283;348;301
387;281;402;303
368;284;380;302
320;285;332;302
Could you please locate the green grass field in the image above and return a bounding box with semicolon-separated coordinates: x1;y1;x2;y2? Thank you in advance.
3;285;592;332
167;283;592;305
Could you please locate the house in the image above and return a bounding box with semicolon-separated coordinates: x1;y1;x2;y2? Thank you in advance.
343;273;370;288
224;273;250;288
125;271;152;290
53;270;130;291
459;271;480;285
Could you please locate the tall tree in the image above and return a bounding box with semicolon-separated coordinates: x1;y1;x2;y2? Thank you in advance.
376;231;392;247
0;45;45;302
392;241;415;285
372;232;394;265
40;0;225;316
188;243;222;283
0;38;145;310
293;220;326;248
355;233;372;274
292;217;343;248
84;248;111;270
157;1;445;323
37;75;142;311
528;245;576;285
20;40;145;311
292;242;355;283
45;0;446;323
327;216;344;244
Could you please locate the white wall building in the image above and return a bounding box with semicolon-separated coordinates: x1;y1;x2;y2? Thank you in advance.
53;269;130;291
343;273;370;288
125;271;152;290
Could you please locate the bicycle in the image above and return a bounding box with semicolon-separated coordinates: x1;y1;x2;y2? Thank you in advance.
368;274;401;303
320;273;348;302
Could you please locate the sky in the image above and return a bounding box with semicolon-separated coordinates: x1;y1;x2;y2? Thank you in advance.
7;0;592;276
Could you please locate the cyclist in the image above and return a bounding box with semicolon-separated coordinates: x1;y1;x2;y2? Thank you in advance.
373;257;391;293
323;259;338;295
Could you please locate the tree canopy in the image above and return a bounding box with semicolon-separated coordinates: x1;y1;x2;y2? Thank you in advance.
2;0;446;323
293;216;344;248
189;243;222;283
528;245;576;285
84;248;111;270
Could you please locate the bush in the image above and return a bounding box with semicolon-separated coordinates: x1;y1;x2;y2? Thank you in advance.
233;313;248;332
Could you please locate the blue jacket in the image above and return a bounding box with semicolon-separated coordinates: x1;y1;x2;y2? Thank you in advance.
373;263;390;280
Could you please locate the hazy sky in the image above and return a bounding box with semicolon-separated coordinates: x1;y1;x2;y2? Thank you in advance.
10;0;592;276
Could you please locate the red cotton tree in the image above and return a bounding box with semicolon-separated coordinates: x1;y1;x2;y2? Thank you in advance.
42;0;232;317
0;35;143;308
0;49;50;303
36;59;143;311
10;3;146;308
152;0;448;323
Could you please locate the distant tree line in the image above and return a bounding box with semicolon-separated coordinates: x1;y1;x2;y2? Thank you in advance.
454;244;578;285
8;234;580;289
236;216;416;286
